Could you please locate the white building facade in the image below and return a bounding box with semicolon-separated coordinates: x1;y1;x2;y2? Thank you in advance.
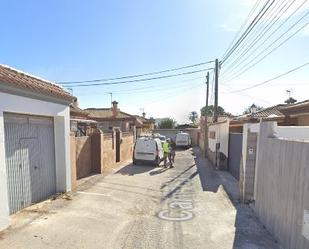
0;65;73;230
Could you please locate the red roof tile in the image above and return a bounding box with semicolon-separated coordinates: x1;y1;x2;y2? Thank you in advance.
0;65;74;101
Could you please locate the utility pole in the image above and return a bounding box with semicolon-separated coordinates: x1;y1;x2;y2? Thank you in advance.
204;71;209;157
213;59;219;123
109;92;113;107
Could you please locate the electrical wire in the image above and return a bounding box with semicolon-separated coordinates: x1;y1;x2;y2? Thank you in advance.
227;60;309;93
75;77;204;96
221;0;275;65
221;0;262;59
71;76;204;95
58;60;214;84
221;0;287;69
59;68;212;87
221;0;299;77
222;10;309;83
221;0;308;80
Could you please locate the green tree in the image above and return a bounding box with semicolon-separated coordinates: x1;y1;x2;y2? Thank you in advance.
243;104;263;114
189;111;198;124
200;105;231;116
158;118;176;129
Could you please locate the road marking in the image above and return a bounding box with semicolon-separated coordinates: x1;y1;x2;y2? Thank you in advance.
157;170;195;222
77;191;110;197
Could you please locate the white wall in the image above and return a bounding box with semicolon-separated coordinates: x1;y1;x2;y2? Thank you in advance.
208;121;229;157
274;125;309;141
0;91;71;230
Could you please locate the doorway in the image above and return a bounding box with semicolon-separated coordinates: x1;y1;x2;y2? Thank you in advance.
115;130;121;163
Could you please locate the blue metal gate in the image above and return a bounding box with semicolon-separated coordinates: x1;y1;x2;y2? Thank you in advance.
228;133;243;181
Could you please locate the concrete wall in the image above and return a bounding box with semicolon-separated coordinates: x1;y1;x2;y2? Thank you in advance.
70;134;77;190
240;124;259;203
208;122;229;156
121;132;134;162
274;124;309;141
102;133;116;173
298;114;309;126
102;132;134;174
255;122;309;249
0;91;71;231
208;121;229;169
75;136;92;179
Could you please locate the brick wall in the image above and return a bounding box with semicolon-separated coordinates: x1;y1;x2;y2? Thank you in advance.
70;130;134;185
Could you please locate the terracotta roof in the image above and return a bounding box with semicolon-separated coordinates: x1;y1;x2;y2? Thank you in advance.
0;64;73;101
134;115;155;124
281;99;309;115
70;105;90;118
85;108;134;119
236;104;286;120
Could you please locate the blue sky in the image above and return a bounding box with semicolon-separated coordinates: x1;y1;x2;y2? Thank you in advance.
1;0;308;122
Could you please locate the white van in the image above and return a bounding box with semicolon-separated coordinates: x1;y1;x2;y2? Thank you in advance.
176;132;192;148
133;137;164;166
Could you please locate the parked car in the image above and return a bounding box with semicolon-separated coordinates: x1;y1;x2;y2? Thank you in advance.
176;132;192;149
133;137;164;166
152;133;166;144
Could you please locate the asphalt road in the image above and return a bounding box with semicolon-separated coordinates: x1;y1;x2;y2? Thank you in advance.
0;148;281;249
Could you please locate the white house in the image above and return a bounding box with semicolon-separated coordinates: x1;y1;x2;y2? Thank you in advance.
0;65;74;230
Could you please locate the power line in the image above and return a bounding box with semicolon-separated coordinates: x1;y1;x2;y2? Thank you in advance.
221;0;262;59
228;61;309;93
221;0;285;68
221;0;308;80
221;0;299;77
72;76;204;95
59;68;212;87
75;77;204;96
58;60;214;84
222;10;309;83
221;0;275;65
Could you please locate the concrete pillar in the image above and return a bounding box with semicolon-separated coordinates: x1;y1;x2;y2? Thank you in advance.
0;111;10;230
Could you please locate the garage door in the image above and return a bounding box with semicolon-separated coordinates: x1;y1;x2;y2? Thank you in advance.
4;114;56;214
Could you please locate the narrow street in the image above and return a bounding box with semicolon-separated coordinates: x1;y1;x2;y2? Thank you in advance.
0;148;280;249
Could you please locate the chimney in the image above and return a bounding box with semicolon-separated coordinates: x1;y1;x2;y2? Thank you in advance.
112;101;119;117
142;112;146;118
72;97;79;108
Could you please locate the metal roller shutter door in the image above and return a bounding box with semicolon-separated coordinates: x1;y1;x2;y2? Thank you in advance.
4;113;56;214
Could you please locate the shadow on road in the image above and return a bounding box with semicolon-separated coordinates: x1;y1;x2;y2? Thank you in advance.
115;163;155;176
149;167;169;176
191;147;281;249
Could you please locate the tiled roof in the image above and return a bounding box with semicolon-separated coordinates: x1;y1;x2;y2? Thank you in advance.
280;99;309;115
134;115;155;123
236;104;286;119
85;108;134;119
0;64;73;101
70;105;90;117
